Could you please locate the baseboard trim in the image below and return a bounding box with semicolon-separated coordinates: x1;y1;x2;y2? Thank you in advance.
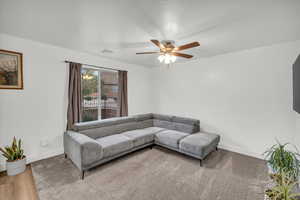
219;144;265;160
27;149;64;164
0;149;64;172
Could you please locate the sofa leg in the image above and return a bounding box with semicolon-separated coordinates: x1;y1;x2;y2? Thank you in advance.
81;171;85;180
64;153;67;159
199;159;203;167
216;146;218;151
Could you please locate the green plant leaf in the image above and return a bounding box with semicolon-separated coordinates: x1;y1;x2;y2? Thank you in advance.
0;137;25;161
290;193;300;198
264;141;300;181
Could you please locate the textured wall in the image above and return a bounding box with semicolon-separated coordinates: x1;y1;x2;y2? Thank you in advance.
0;34;154;170
152;40;300;159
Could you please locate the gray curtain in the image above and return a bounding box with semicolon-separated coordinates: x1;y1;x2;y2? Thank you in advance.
67;62;82;130
118;70;128;117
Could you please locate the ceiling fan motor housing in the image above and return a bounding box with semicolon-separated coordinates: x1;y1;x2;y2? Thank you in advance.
161;40;175;48
136;39;199;60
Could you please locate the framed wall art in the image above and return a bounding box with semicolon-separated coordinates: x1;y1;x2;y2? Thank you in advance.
0;49;23;89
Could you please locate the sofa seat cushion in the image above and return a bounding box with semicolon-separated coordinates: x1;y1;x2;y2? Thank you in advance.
122;127;165;147
155;130;189;149
96;135;133;158
179;132;220;159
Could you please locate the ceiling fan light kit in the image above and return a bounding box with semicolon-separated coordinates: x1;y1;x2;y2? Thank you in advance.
158;54;177;64
136;39;200;65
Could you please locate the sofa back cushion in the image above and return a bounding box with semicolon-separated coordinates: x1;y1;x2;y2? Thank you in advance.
134;113;153;121
73;117;140;139
80;122;140;139
153;114;200;134
134;113;154;129
71;113;199;139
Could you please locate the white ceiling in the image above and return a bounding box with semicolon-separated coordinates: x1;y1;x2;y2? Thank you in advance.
1;0;300;67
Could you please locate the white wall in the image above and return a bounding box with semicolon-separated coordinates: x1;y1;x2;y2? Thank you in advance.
152;40;300;159
1;33;300;170
0;34;154;170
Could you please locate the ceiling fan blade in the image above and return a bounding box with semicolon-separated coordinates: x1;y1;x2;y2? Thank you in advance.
150;40;164;49
136;52;160;54
172;52;193;59
176;42;200;51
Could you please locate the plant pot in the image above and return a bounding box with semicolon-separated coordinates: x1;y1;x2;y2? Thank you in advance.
6;157;26;176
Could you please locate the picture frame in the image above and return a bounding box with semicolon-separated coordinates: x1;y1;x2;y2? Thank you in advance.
0;49;23;89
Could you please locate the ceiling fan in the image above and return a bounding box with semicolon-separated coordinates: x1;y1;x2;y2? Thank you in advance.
136;40;200;64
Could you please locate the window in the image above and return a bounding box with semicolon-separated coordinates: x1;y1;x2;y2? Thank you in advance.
81;66;119;122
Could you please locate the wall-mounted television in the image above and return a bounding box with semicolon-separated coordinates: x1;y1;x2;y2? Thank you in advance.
293;55;300;113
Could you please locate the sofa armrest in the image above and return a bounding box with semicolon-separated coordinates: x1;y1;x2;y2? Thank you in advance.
64;131;102;170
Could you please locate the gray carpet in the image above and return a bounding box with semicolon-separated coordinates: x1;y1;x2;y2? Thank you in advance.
32;147;268;200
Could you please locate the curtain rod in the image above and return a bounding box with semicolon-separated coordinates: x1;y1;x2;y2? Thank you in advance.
64;60;126;72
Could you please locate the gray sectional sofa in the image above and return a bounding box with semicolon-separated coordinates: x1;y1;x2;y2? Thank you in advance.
64;113;220;179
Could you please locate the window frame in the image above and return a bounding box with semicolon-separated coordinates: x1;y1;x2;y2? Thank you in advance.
81;65;119;122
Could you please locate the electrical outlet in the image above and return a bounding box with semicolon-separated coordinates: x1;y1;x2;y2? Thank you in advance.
40;140;49;147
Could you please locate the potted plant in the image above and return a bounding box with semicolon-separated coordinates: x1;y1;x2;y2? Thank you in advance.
0;137;26;176
265;172;300;200
264;142;300;182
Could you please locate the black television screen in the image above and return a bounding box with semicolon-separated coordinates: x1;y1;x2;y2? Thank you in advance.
293;55;300;113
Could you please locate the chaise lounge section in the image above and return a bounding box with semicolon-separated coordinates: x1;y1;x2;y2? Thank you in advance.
64;113;220;179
